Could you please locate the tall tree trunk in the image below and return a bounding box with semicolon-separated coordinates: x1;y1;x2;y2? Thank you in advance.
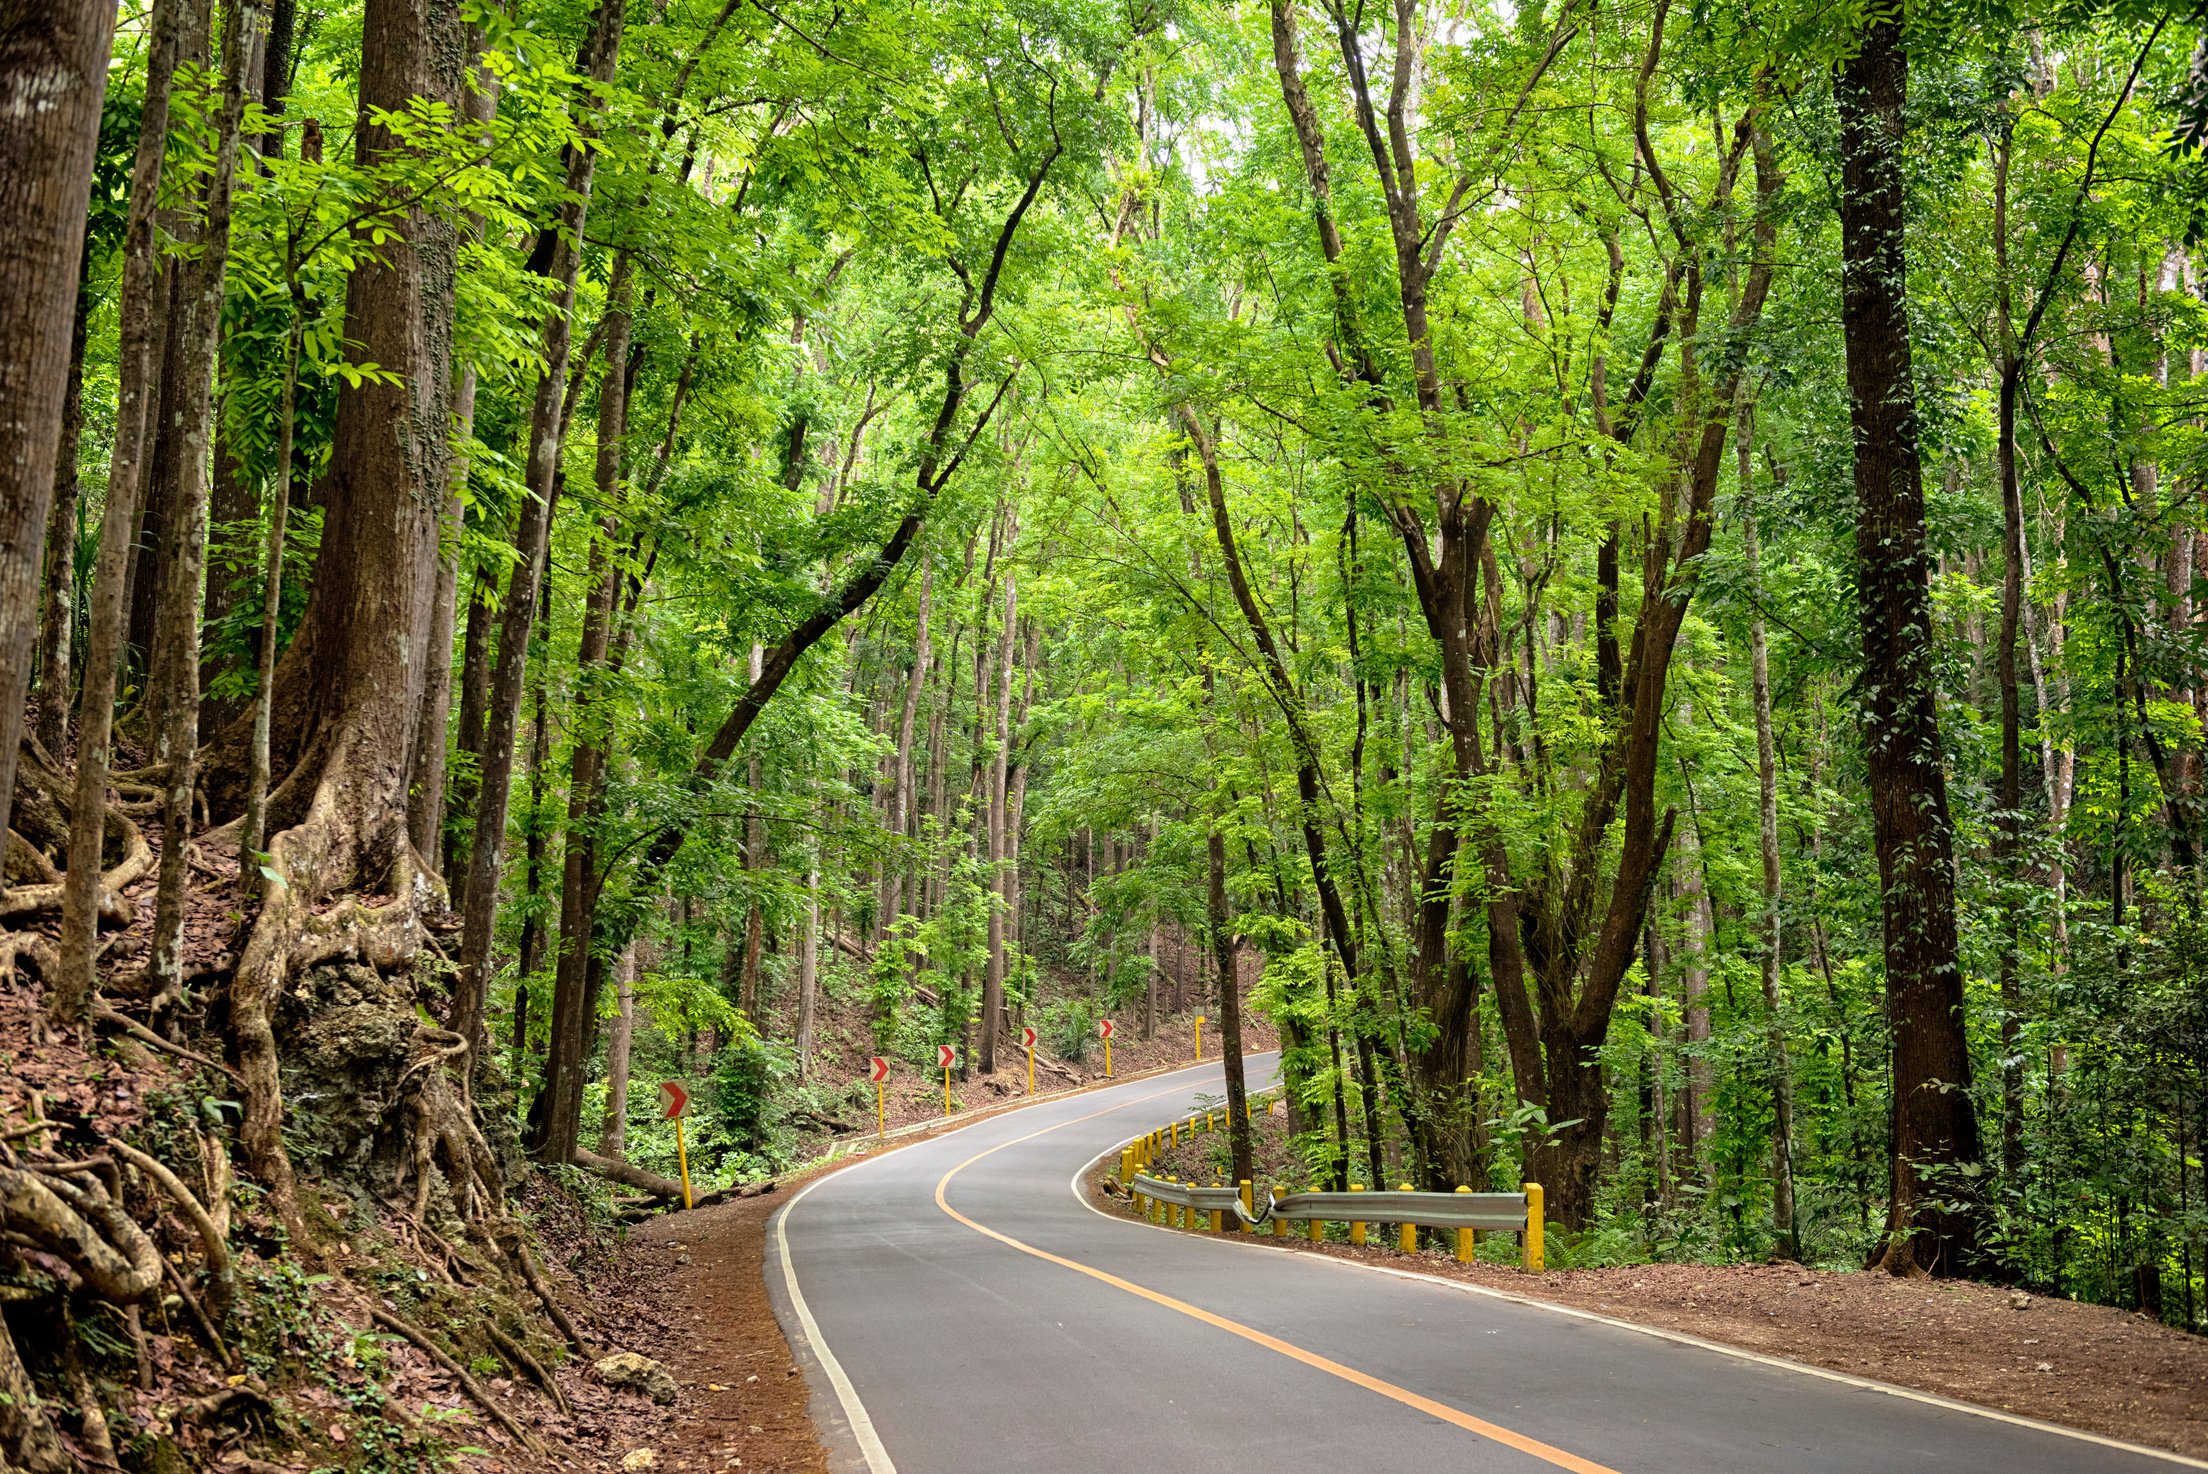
1741;401;1798;1255
538;256;633;1164
598;946;635;1161
797;856;820;1078
1834;4;1983;1276
453;0;625;1055
980;516;1018;1074
513;601;551;1081
149;0;263;999
739;642;766;1020
32;243;95;761
54;0;181;1018
1211;816;1253;1189
239;299;306;903
879;554;932;939
410;36;501;871
225;0;470;1227
446;565;494;877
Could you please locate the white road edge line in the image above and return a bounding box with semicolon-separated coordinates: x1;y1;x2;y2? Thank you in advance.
771;1058;1233;1474
1068;1137;2208;1472
774;1169;900;1474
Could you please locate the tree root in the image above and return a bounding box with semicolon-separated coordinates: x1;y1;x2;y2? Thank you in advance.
0;930;59;988
92;1002;237;1079
487;1321;570;1414
162;1255;232;1366
0;1165;161;1303
107;1141;233;1321
367;1306;544;1454
494;1225;590;1354
0;809;149;925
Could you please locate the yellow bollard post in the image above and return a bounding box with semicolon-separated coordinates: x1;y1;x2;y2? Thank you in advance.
1307;1211;1322;1243
1120;1148;1135;1184
1208;1182;1223;1233
1523;1182;1545;1272
1399;1184;1416;1253
674;1116;694;1210
1171;1119;1179;1148
1349;1184;1366;1246
1454;1186;1475;1262
1270;1185;1286;1238
1238;1179;1253;1234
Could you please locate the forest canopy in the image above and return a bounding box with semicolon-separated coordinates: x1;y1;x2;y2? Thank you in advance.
0;0;2204;1457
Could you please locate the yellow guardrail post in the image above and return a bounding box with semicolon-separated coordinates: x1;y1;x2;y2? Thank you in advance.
1270;1185;1286;1238
1349;1184;1366;1246
1523;1182;1544;1271
1208;1182;1223;1233
1307;1200;1322;1243
1454;1186;1475;1262
1238;1179;1252;1234
1398;1184;1416;1253
1120;1147;1134;1184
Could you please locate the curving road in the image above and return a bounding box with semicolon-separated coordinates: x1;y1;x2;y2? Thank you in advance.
765;1055;2197;1473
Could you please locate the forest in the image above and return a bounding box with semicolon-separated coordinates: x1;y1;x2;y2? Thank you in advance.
0;0;2205;1462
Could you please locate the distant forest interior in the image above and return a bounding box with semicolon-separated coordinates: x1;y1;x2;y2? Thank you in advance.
0;0;2206;1461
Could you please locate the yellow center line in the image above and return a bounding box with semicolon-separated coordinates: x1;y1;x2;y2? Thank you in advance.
931;1093;1621;1474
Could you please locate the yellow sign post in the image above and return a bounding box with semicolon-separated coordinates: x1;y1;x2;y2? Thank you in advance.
673;1117;694;1209
1099;1018;1114;1077
1021;1025;1037;1093
1194;1014;1206;1061
869;1056;888;1137
938;1044;956;1116
659;1081;694;1209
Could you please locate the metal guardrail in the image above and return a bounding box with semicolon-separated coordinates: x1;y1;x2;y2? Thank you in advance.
1111;1095;1545;1271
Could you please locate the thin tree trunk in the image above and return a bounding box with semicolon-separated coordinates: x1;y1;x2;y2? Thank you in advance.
598;946;635;1160
149;0;263;998
452;0;624;1054
538;256;634;1164
239;299;307;903
1835;4;1983;1275
54;0;182;1019
980;515;1018;1074
797;856;819;1078
32;243;95;760
410;38;501;870
1211;818;1253;1189
446;565;494;877
1741;402;1798;1255
879;553;932;939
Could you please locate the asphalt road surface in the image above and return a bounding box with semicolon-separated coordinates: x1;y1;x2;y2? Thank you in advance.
766;1055;2196;1473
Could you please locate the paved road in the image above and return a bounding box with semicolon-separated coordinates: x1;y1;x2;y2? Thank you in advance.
766;1056;2194;1473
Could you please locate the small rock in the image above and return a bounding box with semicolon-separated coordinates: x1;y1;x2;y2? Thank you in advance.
596;1351;680;1405
2007;1291;2030;1310
622;1451;659;1471
676;1252;693;1265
